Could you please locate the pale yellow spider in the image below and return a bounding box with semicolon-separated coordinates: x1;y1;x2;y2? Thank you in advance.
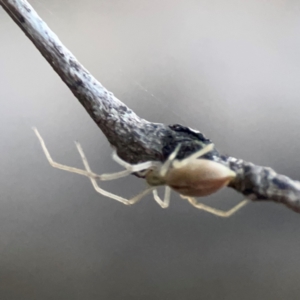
33;128;248;217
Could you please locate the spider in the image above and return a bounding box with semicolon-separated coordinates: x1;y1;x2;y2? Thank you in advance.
33;128;248;217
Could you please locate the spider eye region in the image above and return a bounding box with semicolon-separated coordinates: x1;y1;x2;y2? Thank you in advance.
166;159;236;197
145;169;166;186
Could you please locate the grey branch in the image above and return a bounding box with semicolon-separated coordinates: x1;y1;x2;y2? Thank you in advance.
1;0;300;213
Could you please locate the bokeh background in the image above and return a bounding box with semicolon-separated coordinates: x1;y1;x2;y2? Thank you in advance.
1;0;300;299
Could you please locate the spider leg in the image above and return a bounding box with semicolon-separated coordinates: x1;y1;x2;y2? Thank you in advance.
152;186;171;208
111;150;160;173
34;127;157;182
159;144;181;177
33;127;101;179
172;143;215;169
75;141;155;205
181;195;249;218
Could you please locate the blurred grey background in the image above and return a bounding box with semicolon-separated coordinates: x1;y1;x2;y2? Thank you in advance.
1;0;300;299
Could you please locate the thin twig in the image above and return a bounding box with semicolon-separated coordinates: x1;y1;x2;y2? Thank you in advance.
1;0;300;213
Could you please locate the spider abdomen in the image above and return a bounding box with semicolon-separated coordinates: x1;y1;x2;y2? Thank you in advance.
166;159;236;197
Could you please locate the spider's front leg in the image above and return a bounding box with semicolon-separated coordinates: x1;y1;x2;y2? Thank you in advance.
33;127;101;179
33;128;159;182
74;141;155;205
33;128;157;205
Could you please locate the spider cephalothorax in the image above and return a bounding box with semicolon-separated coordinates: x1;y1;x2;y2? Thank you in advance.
33;128;248;217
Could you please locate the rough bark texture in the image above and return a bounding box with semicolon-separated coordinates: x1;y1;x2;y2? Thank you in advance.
2;0;300;213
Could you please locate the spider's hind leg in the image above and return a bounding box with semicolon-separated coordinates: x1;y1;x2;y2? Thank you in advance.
181;195;249;218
